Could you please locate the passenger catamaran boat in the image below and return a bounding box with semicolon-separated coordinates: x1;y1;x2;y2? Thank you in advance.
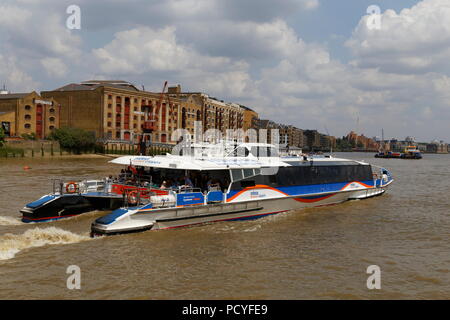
90;143;394;236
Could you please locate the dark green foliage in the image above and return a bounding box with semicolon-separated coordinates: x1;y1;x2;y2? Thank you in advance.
49;127;96;154
0;128;4;147
21;132;37;140
335;137;353;152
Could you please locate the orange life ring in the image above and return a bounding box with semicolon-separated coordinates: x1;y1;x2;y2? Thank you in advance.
127;190;138;205
66;182;78;193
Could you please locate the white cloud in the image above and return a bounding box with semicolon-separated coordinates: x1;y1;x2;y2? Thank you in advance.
0;5;32;27
300;0;319;10
346;0;450;74
92;26;254;99
0;54;39;91
41;57;68;78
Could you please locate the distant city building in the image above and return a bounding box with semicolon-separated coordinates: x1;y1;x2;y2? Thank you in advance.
257;119;280;144
0;91;60;138
277;125;303;148
427;140;448;154
41;81;251;145
240;105;259;132
416;142;428;152
346;131;379;151
304;130;321;151
42;80;196;144
11;80;445;154
381;137;449;154
167;85;246;138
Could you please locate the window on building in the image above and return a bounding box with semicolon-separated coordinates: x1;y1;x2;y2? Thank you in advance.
24;114;31;120
49;108;55;113
49;125;55;130
107;113;112;118
24;123;31;129
25;105;31;111
182;108;187;129
107;122;112;127
49;117;55;122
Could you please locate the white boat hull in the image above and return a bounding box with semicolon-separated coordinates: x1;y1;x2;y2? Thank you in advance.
91;184;390;236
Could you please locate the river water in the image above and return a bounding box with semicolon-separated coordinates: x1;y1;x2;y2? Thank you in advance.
0;153;448;299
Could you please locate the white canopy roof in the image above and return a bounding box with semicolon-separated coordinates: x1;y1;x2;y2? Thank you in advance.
109;154;366;171
109;154;288;171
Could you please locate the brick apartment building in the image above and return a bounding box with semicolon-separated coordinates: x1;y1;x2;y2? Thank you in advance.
0;90;60;138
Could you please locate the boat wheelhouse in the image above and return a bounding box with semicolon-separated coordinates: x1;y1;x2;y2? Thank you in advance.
90;143;394;236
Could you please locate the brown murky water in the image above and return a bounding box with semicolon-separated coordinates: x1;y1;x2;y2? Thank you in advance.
0;153;449;299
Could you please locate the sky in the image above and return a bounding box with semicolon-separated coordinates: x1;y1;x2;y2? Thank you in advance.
1;0;449;142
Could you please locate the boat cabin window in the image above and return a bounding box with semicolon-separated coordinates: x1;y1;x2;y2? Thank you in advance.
150;168;230;192
250;146;279;158
243;169;254;178
230;164;373;191
111;166;231;192
231;169;243;181
230;147;250;157
231;168;260;182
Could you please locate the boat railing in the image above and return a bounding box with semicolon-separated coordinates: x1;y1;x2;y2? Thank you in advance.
52;179;83;195
371;165;393;187
51;178;110;195
121;187;181;209
175;186;203;194
207;184;221;192
120;184;228;209
122;188;155;208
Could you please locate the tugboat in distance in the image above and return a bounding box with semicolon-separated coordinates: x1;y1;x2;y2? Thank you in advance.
375;145;422;159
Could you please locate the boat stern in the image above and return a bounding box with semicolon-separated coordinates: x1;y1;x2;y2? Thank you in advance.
20;194;60;223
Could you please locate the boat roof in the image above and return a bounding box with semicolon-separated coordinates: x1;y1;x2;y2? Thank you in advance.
110;154;369;171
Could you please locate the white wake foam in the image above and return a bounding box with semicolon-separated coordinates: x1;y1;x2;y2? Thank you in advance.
0;227;91;261
0;216;23;226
